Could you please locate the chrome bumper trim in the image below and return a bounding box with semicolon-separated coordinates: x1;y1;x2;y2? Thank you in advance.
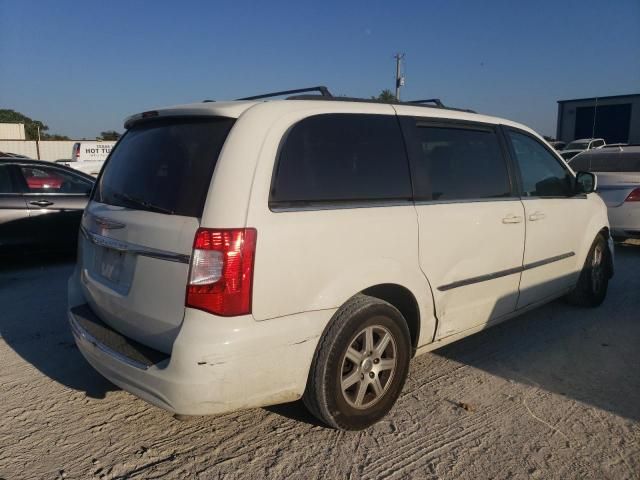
70;314;149;370
80;226;190;264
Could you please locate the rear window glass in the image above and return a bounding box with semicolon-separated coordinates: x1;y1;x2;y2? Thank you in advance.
571;152;640;172
270;114;412;205
94;117;234;217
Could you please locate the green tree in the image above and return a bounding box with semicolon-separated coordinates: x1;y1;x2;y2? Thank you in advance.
99;130;121;140
372;89;396;102
0;109;70;140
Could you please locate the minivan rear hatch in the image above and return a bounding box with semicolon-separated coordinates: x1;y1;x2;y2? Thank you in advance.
78;117;235;353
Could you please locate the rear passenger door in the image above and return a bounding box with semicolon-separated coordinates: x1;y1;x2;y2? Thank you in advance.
398;116;525;338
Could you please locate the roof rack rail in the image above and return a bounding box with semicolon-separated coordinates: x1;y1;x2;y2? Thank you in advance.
238;86;332;101
408;98;445;108
408;98;475;113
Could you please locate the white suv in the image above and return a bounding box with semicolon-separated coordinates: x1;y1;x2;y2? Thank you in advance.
68;87;613;430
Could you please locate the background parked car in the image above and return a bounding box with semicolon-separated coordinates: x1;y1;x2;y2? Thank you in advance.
0;158;94;253
549;140;566;150
560;137;606;160
570;145;640;241
0;151;31;159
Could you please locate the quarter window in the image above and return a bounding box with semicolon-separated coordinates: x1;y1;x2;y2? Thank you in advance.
270;114;412;205
508;131;573;197
412;126;511;201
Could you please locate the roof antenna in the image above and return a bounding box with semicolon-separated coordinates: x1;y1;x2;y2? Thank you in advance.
591;97;598;139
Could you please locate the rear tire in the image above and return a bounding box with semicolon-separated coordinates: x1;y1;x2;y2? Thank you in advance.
303;294;411;430
566;234;609;307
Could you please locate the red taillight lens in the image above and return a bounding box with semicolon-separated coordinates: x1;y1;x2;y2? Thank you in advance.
625;188;640;202
186;228;257;316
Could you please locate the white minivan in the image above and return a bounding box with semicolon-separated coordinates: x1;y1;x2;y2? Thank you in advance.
68;87;613;430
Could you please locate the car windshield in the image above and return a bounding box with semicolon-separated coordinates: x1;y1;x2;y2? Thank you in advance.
565;142;589;150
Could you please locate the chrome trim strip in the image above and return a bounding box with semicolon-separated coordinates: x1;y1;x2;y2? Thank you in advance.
69;315;149;370
80;226;190;264
93;216;125;230
413;197;519;206
269;199;413;212
437;252;575;292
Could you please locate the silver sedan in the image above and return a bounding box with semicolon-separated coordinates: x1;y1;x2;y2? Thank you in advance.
570;146;640;241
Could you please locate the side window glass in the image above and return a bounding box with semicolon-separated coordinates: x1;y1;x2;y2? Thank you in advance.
413;126;511;201
508;131;573;197
0;165;18;193
271;114;412;204
19;166;91;194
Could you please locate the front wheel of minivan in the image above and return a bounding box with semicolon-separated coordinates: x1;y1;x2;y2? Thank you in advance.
303;295;411;430
566;234;610;307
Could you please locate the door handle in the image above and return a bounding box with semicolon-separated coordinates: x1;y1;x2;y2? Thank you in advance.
528;211;546;221
502;215;523;224
29;200;54;207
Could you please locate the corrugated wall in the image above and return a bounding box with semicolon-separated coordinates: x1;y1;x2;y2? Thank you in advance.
0;123;26;140
0;140;77;161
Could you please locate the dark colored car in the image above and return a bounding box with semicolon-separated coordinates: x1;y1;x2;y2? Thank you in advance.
0;158;94;253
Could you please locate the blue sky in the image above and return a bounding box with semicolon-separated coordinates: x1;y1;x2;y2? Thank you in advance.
1;0;639;139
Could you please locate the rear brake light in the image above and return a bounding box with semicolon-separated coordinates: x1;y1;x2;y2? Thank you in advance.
186;228;257;316
625;188;640;202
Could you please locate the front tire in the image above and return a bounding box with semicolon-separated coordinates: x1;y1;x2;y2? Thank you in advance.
303;295;411;430
566;234;610;307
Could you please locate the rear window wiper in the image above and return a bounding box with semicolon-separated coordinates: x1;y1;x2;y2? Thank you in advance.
112;192;175;215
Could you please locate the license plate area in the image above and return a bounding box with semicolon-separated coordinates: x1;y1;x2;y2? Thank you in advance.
96;247;125;284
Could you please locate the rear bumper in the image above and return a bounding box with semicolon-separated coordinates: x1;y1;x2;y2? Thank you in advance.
68;271;333;415
608;203;640;239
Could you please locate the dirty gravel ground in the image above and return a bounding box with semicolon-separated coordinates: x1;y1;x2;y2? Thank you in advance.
1;244;639;480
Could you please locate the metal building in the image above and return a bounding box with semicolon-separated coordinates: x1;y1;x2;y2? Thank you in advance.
556;94;640;144
0;122;26;140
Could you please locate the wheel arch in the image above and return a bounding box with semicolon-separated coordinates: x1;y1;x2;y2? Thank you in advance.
360;284;422;354
598;226;614;278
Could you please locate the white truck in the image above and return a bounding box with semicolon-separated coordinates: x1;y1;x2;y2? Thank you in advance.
59;141;116;176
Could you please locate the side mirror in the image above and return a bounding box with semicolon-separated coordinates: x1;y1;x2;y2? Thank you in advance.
575;171;597;194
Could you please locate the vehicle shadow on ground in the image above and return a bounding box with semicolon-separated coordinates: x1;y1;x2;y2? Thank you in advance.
432;243;640;421
0;253;118;399
269;243;640;426
264;400;327;427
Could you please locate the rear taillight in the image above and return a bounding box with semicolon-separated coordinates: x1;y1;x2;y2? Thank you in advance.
74;147;79;159
624;188;640;202
186;228;257;316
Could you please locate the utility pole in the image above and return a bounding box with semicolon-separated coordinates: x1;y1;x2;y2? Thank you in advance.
394;53;405;100
36;125;41;160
